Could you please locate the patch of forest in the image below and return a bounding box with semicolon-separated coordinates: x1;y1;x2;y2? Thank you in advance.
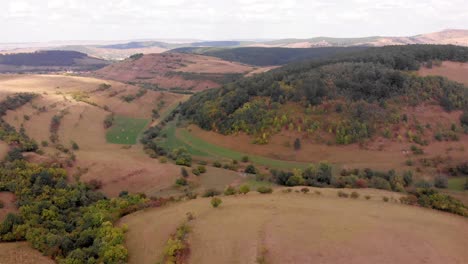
180;45;468;144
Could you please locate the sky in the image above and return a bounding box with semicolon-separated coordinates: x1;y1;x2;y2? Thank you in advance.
1;0;467;43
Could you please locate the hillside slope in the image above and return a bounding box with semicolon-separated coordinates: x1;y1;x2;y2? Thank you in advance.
121;190;468;264
91;53;266;92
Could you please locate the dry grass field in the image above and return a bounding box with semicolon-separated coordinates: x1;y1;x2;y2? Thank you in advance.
0;242;54;264
0;74;186;197
418;61;468;85
121;188;468;264
0;192;17;222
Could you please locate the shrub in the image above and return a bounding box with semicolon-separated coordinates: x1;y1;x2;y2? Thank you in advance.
181;167;189;177
337;191;349;198
211;197;222;208
410;145;424;155
41;140;48;147
314;190;321;195
213;161;222;167
399;195;418;205
282;188;292;193
87;179;103;190
382;196;389;202
364;195;371;200
257;186;273;194
186;212;195;221
0;200;4;208
71;141;79;150
224;186;237;196
241;156;249;162
434;175;448;188
300;187;310;194
414;179;433;189
370;177;391;190
197;165;207;174
175;177;188;186
245;164;257;174
294;138;301;150
461;110;468;127
405;159;413;166
350;192;360;199
192;168;201;176
202;188;221;197
238;185;250;195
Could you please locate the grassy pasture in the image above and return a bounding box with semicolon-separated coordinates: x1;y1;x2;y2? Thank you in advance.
448;177;468;191
121;188;468;264
159;121;311;170
106;116;150;144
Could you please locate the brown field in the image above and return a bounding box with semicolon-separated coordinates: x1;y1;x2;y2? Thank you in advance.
0;74;185;197
91;53;268;91
0;141;9;161
418;61;468;85
0;192;17;222
0;242;54;264
186;103;468;175
121;188;468;264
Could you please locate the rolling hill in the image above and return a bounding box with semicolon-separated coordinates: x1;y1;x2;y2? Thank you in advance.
90;53;269;92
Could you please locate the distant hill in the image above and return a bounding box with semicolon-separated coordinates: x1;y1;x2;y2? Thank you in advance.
169;46;369;66
0;50;109;73
252;29;468;48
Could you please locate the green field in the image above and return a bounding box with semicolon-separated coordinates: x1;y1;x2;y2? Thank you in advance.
448;177;468;191
158;121;311;170
106;116;150;144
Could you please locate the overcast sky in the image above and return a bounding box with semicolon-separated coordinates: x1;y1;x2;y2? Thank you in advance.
1;0;467;43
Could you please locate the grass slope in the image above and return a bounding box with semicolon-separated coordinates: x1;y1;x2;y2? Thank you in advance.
159;121;310;169
106;116;150;144
121;189;468;264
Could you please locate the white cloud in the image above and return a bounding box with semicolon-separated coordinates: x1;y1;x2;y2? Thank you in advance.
0;0;467;42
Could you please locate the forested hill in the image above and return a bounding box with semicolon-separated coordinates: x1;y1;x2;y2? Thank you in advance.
180;45;468;144
169;46;369;66
0;50;109;73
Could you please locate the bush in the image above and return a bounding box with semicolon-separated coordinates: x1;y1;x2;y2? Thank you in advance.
181;167;189;178
238;185;250;194
175;177;188;186
224;186;237;196
350;192;360;199
300;187;310;194
282;188;292;193
245;164;257;174
192;168;201;176
410;145;424;155
337;191;349;198
71;141;79;150
434;175;448;188
399;195;418;205
293;138;301;150
202;188;221;197
382;196;389;202
0;200;4;208
87;179;103;190
41;140;48;147
241;156;249;162
364;195;371;200
257;186;273;194
414;179;433;189
197;165;207;174
211;197;222;208
370;177;391;190
314;190;321;195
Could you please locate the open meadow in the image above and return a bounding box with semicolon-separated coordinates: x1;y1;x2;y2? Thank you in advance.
121;188;468;264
